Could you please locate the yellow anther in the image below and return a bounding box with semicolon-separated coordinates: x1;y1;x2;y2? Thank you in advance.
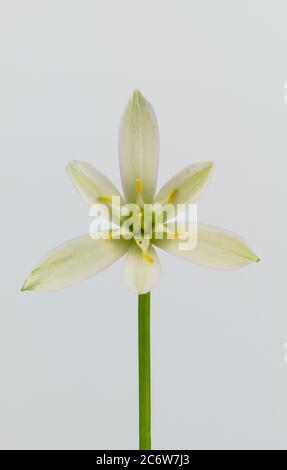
105;229;121;240
135;178;143;193
98;195;112;203
142;252;154;264
167;188;177;203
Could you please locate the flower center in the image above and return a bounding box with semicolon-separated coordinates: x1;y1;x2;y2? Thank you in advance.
101;178;181;264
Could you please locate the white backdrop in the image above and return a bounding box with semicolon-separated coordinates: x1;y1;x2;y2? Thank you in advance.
0;0;285;449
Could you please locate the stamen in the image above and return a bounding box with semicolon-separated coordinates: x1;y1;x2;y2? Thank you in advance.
107;230;113;239
105;229;121;240
98;195;112;203
142;252;154;264
135;178;143;193
167;188;177;203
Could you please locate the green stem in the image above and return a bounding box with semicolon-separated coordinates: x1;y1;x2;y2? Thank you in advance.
138;292;151;450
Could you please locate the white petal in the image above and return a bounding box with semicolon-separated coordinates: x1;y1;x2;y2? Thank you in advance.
22;235;130;292
154;161;214;206
119;90;159;203
123;243;161;294
67;160;124;205
153;224;259;269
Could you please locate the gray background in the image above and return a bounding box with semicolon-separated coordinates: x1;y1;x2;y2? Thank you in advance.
0;0;285;450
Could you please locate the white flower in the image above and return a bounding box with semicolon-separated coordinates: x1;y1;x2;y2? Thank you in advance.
22;91;259;294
